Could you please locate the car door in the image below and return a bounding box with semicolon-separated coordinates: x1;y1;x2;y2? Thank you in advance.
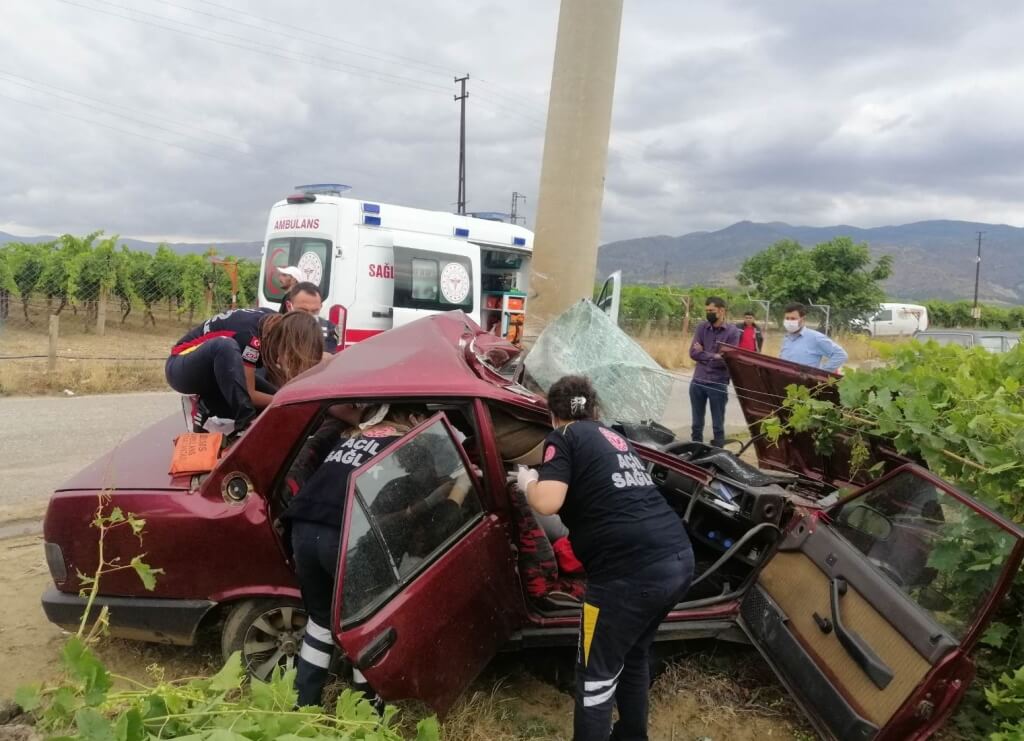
331;412;522;714
595;270;622;325
741;464;1024;741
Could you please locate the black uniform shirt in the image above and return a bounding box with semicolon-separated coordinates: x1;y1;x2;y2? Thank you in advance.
538;420;688;580
284;427;404;527
171;307;276;367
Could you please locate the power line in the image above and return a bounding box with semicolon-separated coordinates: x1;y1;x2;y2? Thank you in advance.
0;69;248;145
54;0;454;96
0;75;247;155
0;91;238;162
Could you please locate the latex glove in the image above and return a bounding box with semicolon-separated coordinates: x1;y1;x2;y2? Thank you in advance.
516;465;539;493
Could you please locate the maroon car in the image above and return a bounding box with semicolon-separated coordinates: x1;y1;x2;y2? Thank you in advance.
41;313;1023;740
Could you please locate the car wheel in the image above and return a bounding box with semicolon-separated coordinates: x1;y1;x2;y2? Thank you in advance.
221;598;308;681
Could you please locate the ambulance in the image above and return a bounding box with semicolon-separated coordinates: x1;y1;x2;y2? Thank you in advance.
257;184;535;348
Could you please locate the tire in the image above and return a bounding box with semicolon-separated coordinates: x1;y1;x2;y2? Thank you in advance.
221;597;308;682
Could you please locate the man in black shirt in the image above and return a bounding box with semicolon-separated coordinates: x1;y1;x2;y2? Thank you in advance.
519;375;694;741
165;307;277;430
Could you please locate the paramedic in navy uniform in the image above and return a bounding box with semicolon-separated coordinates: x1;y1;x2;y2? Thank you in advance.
518;375;694;741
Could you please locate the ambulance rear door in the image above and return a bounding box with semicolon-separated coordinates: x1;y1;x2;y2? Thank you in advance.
260;201;339;309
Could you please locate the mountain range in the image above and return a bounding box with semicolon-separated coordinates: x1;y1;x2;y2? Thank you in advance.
4;219;1023;303
597;220;1024;303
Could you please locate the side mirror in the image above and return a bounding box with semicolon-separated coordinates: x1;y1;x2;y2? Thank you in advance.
837;503;893;541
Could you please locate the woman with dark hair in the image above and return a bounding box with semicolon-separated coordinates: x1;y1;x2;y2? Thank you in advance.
165;308;324;432
517;375;694;741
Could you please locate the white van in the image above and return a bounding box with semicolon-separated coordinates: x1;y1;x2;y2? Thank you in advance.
856;302;929;337
257;185;534;347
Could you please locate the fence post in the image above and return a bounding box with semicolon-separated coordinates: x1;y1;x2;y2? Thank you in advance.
48;314;59;372
96;286;108;336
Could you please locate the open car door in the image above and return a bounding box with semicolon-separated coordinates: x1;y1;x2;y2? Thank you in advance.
595;270;622;325
332;413;521;714
741;464;1024;741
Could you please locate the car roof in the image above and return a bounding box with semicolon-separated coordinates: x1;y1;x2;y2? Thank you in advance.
273;311;545;408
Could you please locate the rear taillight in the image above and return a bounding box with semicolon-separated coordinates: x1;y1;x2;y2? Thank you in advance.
45;542;67;583
329;304;348;351
286;193;316;204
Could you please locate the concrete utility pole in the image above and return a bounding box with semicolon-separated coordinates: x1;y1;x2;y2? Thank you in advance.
455;75;469;215
522;0;624;343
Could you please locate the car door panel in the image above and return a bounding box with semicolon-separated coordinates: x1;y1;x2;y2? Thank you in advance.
332;413;522;715
741;465;1024;741
339;513;519;713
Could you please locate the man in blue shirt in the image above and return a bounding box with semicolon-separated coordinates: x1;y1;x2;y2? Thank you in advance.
689;297;742;447
780;302;848;372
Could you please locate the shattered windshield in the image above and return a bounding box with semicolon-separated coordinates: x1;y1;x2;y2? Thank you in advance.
524;300;675;424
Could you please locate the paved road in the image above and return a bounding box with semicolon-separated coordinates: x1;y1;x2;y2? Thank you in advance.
0;376;752;522
0;391;181;518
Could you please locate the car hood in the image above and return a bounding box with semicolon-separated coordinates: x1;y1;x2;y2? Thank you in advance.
721;346;911;488
56;412;190;492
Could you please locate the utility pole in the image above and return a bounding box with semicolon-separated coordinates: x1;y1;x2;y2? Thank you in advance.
972;230;984;320
454;75;469;215
662;261;669;285
523;0;625;343
510;191;526;225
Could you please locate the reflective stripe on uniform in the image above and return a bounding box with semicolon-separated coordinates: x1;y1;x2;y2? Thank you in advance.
305;619;332;643
582;602;600;667
299;640;331;668
582;666;622;707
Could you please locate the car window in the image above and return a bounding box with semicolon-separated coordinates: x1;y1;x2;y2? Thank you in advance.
920;333;972;348
830;470;1017;639
979;336;1003;352
341;417;484;622
874;309;893;322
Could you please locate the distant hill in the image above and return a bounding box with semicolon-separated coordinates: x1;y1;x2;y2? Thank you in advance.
0;231;262;260
598;220;1024;303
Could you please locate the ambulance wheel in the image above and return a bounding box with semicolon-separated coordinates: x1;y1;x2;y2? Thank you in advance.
221;598;308;681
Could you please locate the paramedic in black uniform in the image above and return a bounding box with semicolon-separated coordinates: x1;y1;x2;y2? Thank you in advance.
518;375;694;741
165;308;323;431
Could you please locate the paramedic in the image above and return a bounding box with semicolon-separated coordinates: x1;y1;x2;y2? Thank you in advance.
165;309;322;432
285;405;469;709
280;281;342;353
518;375;694;741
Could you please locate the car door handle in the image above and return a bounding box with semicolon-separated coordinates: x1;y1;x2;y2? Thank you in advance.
829;577;894;690
355;627;397;670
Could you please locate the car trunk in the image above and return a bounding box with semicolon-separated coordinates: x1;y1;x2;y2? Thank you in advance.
720;346;913;489
55;413;191;493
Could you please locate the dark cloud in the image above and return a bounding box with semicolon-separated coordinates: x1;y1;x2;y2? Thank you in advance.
1;1;1022;244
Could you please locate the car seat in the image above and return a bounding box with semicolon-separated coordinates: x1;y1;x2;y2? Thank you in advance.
507;481;585;605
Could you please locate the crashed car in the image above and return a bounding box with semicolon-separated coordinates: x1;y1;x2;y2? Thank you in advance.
41;312;1024;740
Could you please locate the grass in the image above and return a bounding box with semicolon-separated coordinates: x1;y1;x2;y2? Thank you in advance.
0;313;181;396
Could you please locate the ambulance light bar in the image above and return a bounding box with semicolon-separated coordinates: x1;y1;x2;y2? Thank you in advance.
294;183;351;196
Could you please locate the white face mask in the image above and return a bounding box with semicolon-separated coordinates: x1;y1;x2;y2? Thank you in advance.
783;319;802;334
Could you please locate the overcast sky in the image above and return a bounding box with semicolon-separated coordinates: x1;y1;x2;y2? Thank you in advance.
2;0;1024;244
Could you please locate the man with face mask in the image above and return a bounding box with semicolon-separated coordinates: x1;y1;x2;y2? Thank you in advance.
780;302;848;372
689;296;742;448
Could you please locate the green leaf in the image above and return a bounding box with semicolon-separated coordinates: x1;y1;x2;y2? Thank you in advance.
14;682;42;712
982;622;1014;649
114;708;145;741
129;556;163;591
62;637;112;706
75;707;116;741
416;715;441;741
209;651;245;692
